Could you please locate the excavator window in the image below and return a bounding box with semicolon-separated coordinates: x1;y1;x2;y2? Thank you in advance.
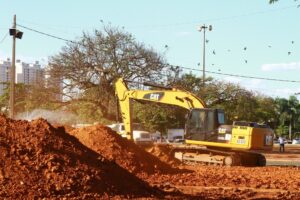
185;109;225;142
218;110;225;124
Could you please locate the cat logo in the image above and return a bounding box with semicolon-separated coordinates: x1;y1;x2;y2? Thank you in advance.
143;92;164;101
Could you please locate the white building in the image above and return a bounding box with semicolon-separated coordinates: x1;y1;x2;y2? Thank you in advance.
16;60;44;84
0;59;11;95
44;66;63;101
0;58;45;95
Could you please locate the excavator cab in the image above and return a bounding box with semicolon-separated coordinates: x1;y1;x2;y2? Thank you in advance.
185;108;225;142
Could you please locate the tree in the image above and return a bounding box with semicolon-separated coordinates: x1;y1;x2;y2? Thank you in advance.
0;82;62;116
255;96;277;127
49;25;168;120
170;73;254;122
168;72;281;125
274;96;300;139
133;102;187;136
0;83;31;115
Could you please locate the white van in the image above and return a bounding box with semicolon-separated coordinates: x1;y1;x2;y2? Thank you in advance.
107;123;152;144
107;123;126;138
133;130;152;144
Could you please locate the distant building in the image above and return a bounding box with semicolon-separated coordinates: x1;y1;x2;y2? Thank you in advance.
44;66;63;101
0;58;64;102
16;60;44;85
0;58;45;95
0;59;12;95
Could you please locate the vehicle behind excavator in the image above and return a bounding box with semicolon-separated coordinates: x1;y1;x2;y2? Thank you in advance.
114;78;274;166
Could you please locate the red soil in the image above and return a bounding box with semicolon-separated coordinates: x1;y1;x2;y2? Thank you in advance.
0;115;159;199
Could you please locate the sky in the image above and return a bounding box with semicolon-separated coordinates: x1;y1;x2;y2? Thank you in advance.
0;0;300;99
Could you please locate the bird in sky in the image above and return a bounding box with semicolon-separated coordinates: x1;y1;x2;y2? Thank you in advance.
245;60;248;64
268;45;272;48
213;50;216;55
206;39;209;43
164;45;168;48
197;63;201;66
227;49;231;52
291;41;294;44
243;47;247;51
288;51;291;55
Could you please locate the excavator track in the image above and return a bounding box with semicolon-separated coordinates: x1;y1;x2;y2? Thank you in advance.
171;145;266;167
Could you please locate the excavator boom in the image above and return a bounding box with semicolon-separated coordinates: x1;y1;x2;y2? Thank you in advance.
115;78;206;139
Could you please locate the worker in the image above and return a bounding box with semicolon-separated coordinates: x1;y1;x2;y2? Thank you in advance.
278;136;285;153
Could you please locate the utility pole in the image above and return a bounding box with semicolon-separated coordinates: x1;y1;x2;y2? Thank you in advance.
197;24;212;87
9;15;16;119
9;15;23;119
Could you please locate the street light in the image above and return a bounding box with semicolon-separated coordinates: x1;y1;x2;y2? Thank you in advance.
9;15;23;119
197;24;212;87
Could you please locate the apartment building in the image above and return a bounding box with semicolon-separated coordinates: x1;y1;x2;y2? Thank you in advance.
0;58;45;95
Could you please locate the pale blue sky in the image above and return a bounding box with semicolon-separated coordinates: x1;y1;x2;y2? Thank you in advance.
0;0;299;98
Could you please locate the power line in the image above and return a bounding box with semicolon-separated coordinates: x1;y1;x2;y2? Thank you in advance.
17;23;105;53
0;32;9;44
179;66;300;83
18;19;91;30
16;24;300;84
16;4;298;31
126;5;298;29
17;24;75;43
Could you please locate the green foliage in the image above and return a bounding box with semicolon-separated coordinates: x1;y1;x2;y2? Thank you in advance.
0;83;30;115
66;101;112;124
0;83;62;116
133;102;187;134
169;73;277;124
276;125;289;136
274;96;300;139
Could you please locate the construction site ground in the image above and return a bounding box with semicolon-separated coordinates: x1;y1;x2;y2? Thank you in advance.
1;116;300;199
265;144;300;166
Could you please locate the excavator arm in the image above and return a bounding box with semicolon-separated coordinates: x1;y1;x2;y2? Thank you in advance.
115;78;206;139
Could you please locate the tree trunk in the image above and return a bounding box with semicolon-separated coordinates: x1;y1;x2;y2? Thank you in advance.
289;120;292;140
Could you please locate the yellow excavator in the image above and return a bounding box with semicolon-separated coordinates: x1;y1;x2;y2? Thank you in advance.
115;78;274;166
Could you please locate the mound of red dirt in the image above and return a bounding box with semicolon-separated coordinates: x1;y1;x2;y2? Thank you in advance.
69;125;185;178
144;144;182;166
0;115;159;199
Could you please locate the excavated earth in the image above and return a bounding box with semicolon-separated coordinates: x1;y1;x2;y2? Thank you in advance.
68;124;300;199
69;125;187;179
2;115;300;199
0;115;163;199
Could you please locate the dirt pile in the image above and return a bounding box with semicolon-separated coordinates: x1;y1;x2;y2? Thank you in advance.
144;144;181;166
0;115;158;199
69;125;185;177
